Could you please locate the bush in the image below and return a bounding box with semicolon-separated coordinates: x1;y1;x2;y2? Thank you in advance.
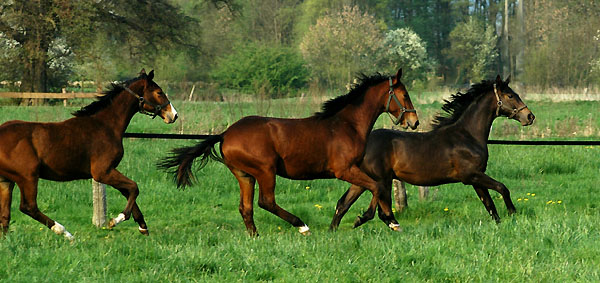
211;44;309;98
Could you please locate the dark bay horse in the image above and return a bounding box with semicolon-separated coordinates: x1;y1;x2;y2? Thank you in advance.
160;69;419;236
0;69;178;239
330;75;535;230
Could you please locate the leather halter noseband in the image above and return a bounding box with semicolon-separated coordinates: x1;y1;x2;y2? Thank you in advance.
124;86;170;119
493;84;527;119
385;77;416;125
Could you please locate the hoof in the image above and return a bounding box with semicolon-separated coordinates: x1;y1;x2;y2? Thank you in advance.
388;223;402;232
298;225;311;235
107;219;116;229
138;227;149;236
353;216;363;228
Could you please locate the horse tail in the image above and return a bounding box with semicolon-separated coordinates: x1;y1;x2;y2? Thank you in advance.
158;134;224;189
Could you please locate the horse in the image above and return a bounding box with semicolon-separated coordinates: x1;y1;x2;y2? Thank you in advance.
0;69;178;240
329;75;535;231
159;69;419;236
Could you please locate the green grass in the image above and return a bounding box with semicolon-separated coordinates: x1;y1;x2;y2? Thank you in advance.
0;99;599;282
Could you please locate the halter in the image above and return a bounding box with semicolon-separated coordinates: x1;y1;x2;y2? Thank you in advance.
124;86;170;119
385;77;416;125
493;84;528;119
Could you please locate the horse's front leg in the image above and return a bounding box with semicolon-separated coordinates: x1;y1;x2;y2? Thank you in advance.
335;166;399;231
465;172;516;221
93;169;148;235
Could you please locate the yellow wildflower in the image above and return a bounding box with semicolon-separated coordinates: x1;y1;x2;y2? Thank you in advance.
305;186;310;190
557;200;562;204
546;200;553;204
444;207;449;212
531;193;535;197
524;198;529;201
314;204;323;210
517;198;522;201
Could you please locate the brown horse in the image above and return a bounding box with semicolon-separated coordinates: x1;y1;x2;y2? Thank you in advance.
0;69;178;240
330;75;535;230
160;69;419;236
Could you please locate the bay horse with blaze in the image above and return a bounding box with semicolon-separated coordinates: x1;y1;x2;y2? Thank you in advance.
0;69;178;239
330;75;535;231
160;69;418;236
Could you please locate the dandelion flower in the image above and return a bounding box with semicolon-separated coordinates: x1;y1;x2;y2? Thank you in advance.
546;200;553;204
524;198;529;201
531;193;536;197
557;200;562;204
305;186;310;190
314;204;323;210
444;207;449;212
517;198;522;201
526;193;531;196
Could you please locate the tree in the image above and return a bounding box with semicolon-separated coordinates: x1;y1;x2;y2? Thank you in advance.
300;5;384;88
379;28;433;86
211;43;308;98
445;17;498;84
0;0;192;92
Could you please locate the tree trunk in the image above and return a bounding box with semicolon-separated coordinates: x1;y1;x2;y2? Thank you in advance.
393;180;407;213
502;0;511;78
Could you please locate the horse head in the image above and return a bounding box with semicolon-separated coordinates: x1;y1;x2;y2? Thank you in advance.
493;75;535;126
385;68;419;129
129;69;178;124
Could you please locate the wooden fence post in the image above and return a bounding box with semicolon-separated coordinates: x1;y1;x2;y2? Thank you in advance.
419;186;430;200
92;180;107;228
393;180;407;213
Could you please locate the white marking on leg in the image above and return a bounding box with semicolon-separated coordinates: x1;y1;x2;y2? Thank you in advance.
51;222;75;240
112;213;126;226
388;223;402;231
298;225;310;234
51;222;65;235
139;226;148;233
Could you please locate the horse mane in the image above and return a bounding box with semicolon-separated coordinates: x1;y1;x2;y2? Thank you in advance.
313;73;389;119
431;79;500;129
71;76;142;117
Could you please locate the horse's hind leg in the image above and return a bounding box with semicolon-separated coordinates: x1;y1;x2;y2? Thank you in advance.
0;177;15;234
473;186;500;223
230;168;257;236
255;172;309;235
16;178;74;240
330;185;366;230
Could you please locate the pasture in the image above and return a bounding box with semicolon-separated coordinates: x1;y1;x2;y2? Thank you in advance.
0;96;599;282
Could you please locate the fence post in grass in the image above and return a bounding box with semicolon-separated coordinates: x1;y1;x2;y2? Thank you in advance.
92;180;107;228
393;180;407;213
419;186;430;200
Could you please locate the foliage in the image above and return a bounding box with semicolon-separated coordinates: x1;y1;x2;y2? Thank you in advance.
445;17;498;84
211;43;309;97
300;5;384;89
379;28;433;86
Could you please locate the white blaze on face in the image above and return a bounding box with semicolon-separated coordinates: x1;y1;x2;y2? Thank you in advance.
169;103;178;117
163;102;178;123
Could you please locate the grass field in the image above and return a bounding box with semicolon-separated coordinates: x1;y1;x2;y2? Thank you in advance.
0;96;599;282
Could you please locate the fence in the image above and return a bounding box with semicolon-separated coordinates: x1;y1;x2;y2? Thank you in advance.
3;92;599;227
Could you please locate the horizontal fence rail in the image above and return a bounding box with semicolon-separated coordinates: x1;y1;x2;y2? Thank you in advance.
123;133;600;146
0;92;100;99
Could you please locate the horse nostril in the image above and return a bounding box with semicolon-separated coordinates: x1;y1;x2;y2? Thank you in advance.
414;120;420;127
528;113;535;121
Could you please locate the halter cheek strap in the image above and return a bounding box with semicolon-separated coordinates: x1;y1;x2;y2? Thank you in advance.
385;77;416;125
493;84;528;119
124;86;170;119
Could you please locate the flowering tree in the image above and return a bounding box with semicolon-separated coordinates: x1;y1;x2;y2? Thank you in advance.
300;5;384;88
379;28;433;86
445;17;498;83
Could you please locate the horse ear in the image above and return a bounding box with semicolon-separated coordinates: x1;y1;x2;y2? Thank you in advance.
495;74;502;85
140;68;147;76
505;75;511;85
148;70;154;81
396;68;403;80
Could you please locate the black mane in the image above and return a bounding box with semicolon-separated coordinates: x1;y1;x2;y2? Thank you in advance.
71;76;142;117
431;79;500;129
314;73;390;119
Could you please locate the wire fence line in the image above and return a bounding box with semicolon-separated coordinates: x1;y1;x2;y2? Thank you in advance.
122;133;600;146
